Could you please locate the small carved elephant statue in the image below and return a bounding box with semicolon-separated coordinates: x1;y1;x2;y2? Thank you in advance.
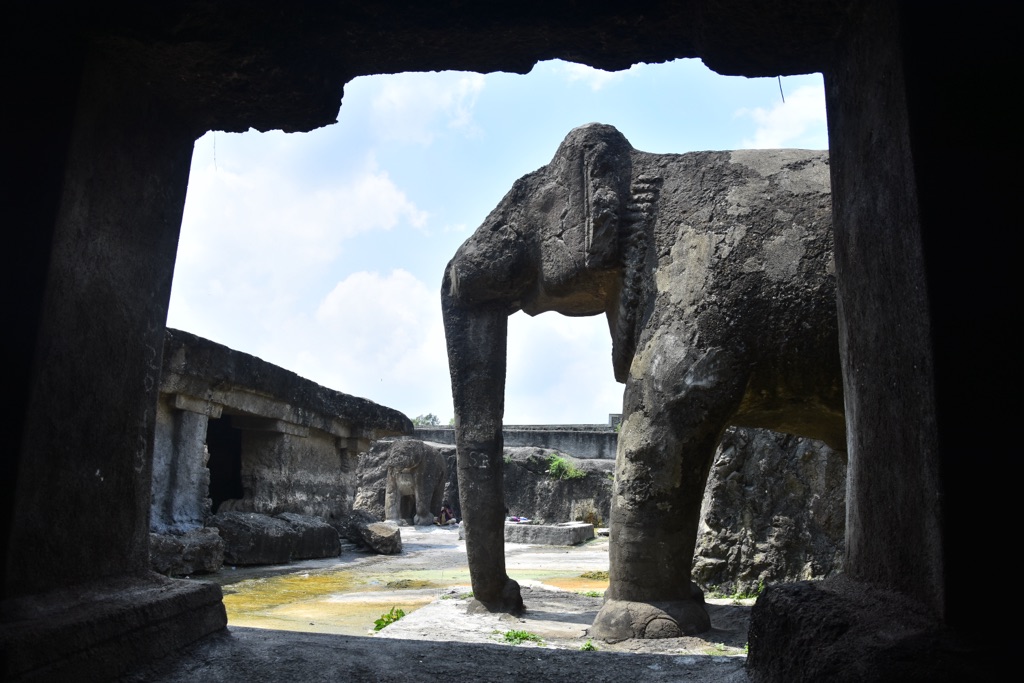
384;440;447;526
442;123;843;637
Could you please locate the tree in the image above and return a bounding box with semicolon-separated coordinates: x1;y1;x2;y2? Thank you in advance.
412;413;440;427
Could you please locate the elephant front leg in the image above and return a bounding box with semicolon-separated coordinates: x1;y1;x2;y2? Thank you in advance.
591;347;745;640
458;444;523;614
384;471;399;523
444;301;523;615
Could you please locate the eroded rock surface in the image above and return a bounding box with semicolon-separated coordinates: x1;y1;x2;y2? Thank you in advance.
693;427;846;596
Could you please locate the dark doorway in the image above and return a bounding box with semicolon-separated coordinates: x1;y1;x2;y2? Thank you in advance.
206;416;243;512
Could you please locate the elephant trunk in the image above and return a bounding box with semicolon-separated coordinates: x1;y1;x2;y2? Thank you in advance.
442;275;523;614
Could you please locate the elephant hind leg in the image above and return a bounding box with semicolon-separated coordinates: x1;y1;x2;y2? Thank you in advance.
413;490;435;526
592;348;746;640
596;586;709;641
413;469;446;526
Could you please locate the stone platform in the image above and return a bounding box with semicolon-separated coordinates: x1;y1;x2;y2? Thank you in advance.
504;521;594;546
0;575;226;681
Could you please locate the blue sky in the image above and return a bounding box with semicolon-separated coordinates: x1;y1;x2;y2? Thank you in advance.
167;58;828;425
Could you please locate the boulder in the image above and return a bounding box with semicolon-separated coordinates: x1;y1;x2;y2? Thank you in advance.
338;508;403;555
149;528;224;576
209;511;344;565
209;511;298;566
276;512;341;560
748;575;984;682
362;522;403;555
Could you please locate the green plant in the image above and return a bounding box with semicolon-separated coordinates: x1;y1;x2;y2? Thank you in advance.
373;606;406;631
579;590;603;598
547;454;586;480
580;639;598;651
580;570;609;581
503;629;543;645
704;643;729;656
412;414;440;427
705;580;766;602
440;590;472;600
731;580;766;602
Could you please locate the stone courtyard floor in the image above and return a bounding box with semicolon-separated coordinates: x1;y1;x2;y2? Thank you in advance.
120;526;753;682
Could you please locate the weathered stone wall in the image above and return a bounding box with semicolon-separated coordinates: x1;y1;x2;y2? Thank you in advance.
358;441;613;525
415;426;618;460
501;448;615;525
231;429;358;525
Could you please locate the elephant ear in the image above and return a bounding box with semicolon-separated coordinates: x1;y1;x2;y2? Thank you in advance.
579;126;633;269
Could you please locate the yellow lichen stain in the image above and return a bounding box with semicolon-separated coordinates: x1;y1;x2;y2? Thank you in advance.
544;576;609;593
220;565;613;636
386;578;434;589
504;569;609;593
221;568;475;635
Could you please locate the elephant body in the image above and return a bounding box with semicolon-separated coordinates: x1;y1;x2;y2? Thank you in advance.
384;440;447;526
443;123;841;634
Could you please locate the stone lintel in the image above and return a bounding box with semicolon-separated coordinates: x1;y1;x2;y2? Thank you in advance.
173;393;223;418
325;421;352;439
231;416;308;437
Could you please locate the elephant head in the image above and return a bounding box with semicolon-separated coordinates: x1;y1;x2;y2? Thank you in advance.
441;124;634;612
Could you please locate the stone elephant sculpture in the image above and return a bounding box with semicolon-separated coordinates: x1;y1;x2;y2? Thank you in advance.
384;440;447;526
442;123;843;637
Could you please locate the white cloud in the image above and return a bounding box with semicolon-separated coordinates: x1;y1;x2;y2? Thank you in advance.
736;84;828;149
368;72;486;145
505;311;624;424
307;269;452;418
167;132;432;396
558;61;632;91
171;145;426;315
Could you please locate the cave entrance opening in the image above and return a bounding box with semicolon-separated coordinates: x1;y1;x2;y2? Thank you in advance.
206;416;244;513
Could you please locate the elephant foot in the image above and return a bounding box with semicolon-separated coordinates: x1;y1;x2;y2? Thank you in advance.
466;577;524;616
590;598;711;641
413;513;434;526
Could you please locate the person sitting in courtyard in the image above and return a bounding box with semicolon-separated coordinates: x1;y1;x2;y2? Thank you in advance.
436;501;457;526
